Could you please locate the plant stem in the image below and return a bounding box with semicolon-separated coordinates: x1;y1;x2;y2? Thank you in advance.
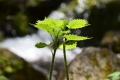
49;49;56;80
49;37;58;80
63;38;69;80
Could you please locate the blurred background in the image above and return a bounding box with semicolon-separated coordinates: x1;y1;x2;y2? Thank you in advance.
0;0;120;80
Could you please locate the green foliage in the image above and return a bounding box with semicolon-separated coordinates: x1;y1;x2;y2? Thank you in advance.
33;18;90;80
35;18;68;36
34;18;90;50
105;71;120;80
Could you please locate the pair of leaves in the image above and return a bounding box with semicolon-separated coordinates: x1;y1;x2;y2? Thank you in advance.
35;18;89;36
59;34;91;50
35;41;77;50
35;34;90;50
57;19;90;50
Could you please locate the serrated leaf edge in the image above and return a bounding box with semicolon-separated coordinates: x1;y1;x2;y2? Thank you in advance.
64;34;91;41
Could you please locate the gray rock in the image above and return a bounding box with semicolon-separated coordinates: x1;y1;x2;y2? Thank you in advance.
58;47;120;80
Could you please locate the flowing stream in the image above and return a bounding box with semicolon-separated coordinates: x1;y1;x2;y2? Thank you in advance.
0;30;82;62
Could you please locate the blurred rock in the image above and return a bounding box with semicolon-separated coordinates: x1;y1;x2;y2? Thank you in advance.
0;48;48;80
58;47;120;80
101;31;120;53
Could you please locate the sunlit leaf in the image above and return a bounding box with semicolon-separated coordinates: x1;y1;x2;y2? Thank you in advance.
68;19;89;29
35;20;54;34
44;18;68;30
59;41;77;50
35;18;68;36
64;34;91;41
55;19;68;30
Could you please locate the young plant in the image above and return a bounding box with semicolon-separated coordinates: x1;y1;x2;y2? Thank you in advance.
33;18;90;80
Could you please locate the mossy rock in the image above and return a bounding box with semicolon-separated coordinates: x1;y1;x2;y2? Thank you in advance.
57;47;120;80
0;48;48;80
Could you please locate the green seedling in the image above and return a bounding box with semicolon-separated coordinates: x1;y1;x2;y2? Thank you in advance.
33;18;91;80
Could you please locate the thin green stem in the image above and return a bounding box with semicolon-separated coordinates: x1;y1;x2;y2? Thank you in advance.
63;38;69;80
49;37;58;80
49;49;57;80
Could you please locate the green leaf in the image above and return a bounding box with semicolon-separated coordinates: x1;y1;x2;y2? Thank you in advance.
64;34;91;41
35;20;54;34
44;18;68;30
68;19;89;29
35;42;48;48
59;41;77;50
44;18;68;36
108;72;120;80
56;19;68;30
43;18;57;28
34;18;68;36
